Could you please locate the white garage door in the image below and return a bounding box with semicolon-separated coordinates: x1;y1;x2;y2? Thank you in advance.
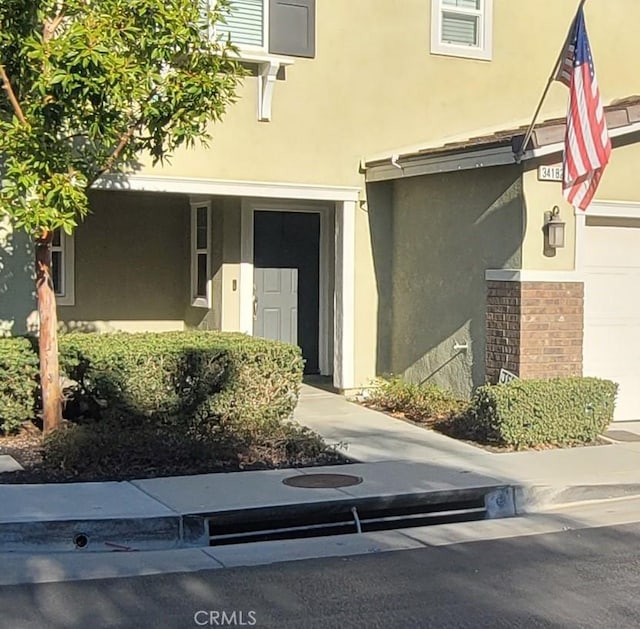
583;215;640;421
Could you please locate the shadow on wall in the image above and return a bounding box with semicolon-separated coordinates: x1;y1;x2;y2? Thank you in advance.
367;164;525;398
0;223;37;336
58;189;191;327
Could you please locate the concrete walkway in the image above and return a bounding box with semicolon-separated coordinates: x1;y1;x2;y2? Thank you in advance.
294;384;640;489
1;383;639;555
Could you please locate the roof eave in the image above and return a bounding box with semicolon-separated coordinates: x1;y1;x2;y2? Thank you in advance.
365;121;640;183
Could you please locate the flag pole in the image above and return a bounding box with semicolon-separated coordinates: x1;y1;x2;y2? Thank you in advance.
514;0;587;163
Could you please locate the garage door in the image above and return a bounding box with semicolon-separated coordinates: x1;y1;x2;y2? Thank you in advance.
583;215;640;421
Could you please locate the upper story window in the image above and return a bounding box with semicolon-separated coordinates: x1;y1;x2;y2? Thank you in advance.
214;0;316;58
51;228;75;306
431;0;493;61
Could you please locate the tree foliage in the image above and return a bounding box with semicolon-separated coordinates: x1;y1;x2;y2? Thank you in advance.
0;0;243;235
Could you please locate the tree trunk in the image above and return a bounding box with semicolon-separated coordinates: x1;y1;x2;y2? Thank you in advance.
35;231;63;434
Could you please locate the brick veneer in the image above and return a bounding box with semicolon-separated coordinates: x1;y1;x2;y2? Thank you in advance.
486;280;584;383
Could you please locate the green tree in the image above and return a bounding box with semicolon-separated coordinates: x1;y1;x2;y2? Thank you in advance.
0;0;242;433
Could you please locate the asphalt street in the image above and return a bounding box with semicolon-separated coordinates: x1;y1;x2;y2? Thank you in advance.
1;522;640;629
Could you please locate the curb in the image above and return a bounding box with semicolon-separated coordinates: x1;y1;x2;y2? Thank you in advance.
513;483;640;514
1;484;512;553
3;483;640;553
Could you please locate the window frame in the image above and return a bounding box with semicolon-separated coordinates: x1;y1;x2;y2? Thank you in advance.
51;228;75;306
190;200;212;309
430;0;493;61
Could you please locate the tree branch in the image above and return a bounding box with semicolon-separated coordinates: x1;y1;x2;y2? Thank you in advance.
87;123;139;187
0;65;28;125
43;4;66;43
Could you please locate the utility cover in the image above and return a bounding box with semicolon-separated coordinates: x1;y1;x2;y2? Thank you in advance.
283;473;363;488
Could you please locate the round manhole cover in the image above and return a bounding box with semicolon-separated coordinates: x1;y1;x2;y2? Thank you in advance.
283;473;363;489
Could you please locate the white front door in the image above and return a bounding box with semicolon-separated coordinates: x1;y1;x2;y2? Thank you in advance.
254;268;298;345
583;216;640;421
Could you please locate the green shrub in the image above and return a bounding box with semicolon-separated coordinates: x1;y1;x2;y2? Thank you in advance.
58;331;304;433
367;377;465;422
465;377;618;448
43;417;333;481
0;337;39;434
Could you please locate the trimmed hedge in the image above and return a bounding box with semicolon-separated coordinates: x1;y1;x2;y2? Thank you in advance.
0;337;39;434
58;331;304;432
467;377;618;447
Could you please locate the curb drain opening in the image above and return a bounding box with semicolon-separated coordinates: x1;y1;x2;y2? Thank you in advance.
73;533;89;549
208;496;490;546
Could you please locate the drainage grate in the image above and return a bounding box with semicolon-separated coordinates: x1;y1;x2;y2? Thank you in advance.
282;473;363;489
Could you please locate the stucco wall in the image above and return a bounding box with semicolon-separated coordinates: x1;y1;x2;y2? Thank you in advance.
0;219;36;336
521;136;640;271
592;136;640;201
521;165;576;271
59;191;190;333
388;165;524;398
135;1;640;188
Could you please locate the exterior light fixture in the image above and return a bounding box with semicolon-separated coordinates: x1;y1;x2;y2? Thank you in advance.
544;205;565;249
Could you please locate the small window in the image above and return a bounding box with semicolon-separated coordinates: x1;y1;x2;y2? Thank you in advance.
191;201;212;308
51;228;75;306
213;0;315;58
431;0;493;61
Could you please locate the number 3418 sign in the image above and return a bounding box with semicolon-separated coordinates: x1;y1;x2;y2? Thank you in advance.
537;164;563;182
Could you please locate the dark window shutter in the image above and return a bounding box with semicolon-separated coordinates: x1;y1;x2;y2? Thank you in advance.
269;0;316;58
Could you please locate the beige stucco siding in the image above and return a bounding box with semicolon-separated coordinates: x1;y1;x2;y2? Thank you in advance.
138;1;640;188
388;165;523;397
521;166;576;271
59;191;189;332
521;138;640;270
592;138;640;201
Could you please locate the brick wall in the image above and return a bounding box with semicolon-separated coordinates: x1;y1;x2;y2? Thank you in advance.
486;281;521;384
486;280;583;383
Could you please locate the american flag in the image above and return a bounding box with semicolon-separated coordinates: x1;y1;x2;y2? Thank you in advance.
555;7;611;211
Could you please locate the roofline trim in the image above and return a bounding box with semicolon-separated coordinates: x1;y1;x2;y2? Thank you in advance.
365;120;640;183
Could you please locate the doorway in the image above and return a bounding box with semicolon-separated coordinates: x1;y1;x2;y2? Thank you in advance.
253;210;320;374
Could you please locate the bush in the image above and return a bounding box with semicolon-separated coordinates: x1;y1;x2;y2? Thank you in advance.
43;417;333;481
464;377;618;448
367;377;465;422
0;337;39;434
58;331;304;433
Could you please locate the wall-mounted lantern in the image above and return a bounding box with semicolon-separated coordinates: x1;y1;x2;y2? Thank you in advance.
544;205;565;249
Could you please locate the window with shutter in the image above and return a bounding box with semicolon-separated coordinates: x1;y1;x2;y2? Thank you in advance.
431;0;493;61
212;0;315;58
269;0;315;58
215;0;265;49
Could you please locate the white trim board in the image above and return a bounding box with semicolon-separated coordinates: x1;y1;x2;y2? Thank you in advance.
94;174;360;202
575;200;640;219
485;269;583;282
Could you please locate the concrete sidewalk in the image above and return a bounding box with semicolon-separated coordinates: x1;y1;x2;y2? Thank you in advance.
1;383;639;554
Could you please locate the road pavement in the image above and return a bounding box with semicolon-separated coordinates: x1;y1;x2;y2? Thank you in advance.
2;521;639;629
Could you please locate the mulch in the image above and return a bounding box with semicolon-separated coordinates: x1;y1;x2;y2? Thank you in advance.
0;421;349;484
